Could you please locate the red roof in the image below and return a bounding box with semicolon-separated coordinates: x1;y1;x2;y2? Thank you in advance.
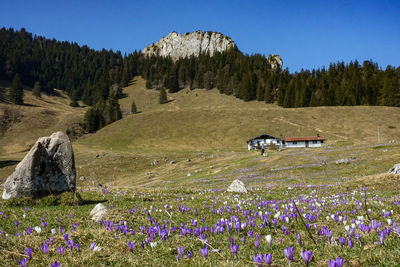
284;136;325;142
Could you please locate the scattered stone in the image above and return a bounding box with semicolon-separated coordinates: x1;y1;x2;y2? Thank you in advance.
388;164;400;175
79;176;85;181
335;158;350;164
263;153;268;157
187;173;192;177
186;159;191;162
90;203;108;221
151;160;158;166
2;131;76;200
227;179;248;193
170;160;176;164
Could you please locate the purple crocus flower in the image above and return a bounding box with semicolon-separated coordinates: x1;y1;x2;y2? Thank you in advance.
15;221;19;228
57;246;65;255
18;258;28;267
301;250;312;267
297;233;302;246
40;241;49;254
348;238;353;248
199;246;208;259
50;261;60;267
254;239;260;249
335;257;345;267
177;246;184;259
25;248;32;259
231;244;239;255
252;253;263;267
127;241;136;253
90;242;96;250
283;246;294;263
338;237;346;247
264;253;272;266
187;250;193;258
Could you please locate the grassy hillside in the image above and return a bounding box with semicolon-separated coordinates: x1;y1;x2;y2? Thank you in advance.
1;77;400;189
80;76;400;152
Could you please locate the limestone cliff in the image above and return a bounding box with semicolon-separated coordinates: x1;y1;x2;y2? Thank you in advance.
142;31;236;61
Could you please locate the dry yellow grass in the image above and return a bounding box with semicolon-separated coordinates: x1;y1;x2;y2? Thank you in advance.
79;76;400;152
0;88;87;158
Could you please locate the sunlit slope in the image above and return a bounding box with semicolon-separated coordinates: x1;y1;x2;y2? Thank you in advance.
0;88;87;157
78;77;400;152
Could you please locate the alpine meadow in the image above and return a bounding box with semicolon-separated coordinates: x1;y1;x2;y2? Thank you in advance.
1;2;400;266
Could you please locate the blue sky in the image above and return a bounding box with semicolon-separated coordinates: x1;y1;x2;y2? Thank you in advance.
1;0;399;72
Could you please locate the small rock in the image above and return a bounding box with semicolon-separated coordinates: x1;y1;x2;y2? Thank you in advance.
227;179;248;193
90;203;108;221
170;160;176;164
186;159;191;162
388;164;400;174
335;158;350;164
79;176;85;181
187;173;192;176
151;160;158;165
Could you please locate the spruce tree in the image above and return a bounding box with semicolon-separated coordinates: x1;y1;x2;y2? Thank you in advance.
33;81;41;98
9;74;24;104
159;87;168;104
69;89;79;107
131;100;137;114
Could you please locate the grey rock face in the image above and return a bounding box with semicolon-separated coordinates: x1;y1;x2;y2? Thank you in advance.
142;31;236;61
388;164;400;174
267;54;283;69
227;179;248;193
2;131;76;199
90;203;108;221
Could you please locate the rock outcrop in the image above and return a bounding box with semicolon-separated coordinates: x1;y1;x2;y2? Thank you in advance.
267;54;283;69
227;179;248;193
388;164;400;175
2;131;76;199
142;31;236;61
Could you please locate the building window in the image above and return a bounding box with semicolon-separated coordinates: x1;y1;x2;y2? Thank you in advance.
292;142;297;144
312;141;318;144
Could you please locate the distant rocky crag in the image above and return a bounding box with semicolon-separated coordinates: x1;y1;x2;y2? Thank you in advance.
143;31;283;69
142;31;237;61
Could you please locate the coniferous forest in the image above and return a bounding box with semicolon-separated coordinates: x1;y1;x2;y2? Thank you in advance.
1;28;399;131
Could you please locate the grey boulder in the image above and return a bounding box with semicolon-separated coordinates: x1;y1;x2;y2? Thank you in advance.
388;164;400;174
90;203;108;221
2;131;76;199
227;179;248;193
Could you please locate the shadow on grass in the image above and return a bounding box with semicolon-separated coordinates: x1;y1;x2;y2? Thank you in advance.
0;160;20;168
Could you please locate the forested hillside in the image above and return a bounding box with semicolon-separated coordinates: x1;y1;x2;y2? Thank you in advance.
1;27;399;113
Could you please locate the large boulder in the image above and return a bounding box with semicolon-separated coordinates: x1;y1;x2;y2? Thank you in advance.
227;179;248;193
2;131;76;199
388;164;400;175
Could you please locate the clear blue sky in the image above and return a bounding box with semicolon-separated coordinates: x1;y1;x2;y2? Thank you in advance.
1;0;399;72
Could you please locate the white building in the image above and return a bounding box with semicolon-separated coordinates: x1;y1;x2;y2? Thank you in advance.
284;136;325;148
247;134;283;150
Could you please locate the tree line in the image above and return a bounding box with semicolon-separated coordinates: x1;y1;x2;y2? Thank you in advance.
1;28;399;132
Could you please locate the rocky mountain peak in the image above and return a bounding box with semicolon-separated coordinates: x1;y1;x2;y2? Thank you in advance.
142;31;236;61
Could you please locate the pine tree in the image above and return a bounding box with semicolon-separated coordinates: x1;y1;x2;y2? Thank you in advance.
159;87;168;104
9;74;24;104
131;100;137;114
32;81;41;98
69;89;79;107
